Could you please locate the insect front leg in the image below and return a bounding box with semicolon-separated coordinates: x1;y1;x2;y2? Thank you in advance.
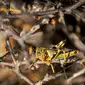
50;64;55;73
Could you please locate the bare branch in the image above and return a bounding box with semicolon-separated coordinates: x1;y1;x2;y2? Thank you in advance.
13;69;34;85
66;68;85;84
6;39;16;64
0;62;14;67
64;0;85;14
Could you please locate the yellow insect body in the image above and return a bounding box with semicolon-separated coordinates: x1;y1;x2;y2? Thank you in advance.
55;50;79;59
35;40;79;73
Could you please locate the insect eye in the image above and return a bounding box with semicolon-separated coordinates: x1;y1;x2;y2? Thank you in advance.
74;50;79;54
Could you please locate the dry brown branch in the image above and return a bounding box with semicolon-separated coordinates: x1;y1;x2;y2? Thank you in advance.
67;68;85;82
69;33;85;53
0;60;34;85
13;69;34;85
6;39;16;64
0;62;14;67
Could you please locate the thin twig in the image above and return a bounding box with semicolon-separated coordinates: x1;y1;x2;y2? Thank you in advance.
13;69;34;85
66;68;85;84
6;39;16;64
64;0;85;14
0;62;14;67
